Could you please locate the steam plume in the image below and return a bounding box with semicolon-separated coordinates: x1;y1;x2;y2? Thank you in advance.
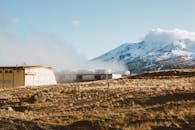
0;20;127;72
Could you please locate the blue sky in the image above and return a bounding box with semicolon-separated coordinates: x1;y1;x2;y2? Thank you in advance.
0;0;195;59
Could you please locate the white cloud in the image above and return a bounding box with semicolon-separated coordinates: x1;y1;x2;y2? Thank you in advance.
72;20;80;27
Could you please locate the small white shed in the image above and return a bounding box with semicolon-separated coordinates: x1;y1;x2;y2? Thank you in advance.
0;66;57;88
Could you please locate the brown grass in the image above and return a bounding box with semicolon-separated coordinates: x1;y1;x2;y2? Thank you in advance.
0;69;195;129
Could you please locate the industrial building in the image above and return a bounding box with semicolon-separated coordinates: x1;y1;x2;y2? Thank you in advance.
0;66;57;88
76;73;122;82
57;69;128;83
75;69;122;82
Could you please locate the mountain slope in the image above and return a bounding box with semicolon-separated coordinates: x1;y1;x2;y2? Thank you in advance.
93;28;195;73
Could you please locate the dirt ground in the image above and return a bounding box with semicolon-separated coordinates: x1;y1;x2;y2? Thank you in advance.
0;69;195;130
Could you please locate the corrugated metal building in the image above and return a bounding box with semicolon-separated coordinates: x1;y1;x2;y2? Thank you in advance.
76;73;122;82
56;69;129;83
0;66;57;88
75;69;123;82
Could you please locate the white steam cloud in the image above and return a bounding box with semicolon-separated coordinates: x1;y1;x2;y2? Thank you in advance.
0;20;127;72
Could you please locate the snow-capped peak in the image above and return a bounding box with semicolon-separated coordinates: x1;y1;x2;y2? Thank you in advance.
93;28;195;73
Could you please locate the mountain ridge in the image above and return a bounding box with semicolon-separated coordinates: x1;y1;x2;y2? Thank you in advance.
93;28;195;73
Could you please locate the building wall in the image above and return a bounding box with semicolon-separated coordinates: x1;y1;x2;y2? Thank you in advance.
75;74;120;82
82;74;95;81
25;67;57;86
58;74;77;83
0;68;24;88
0;69;3;87
76;74;95;82
13;69;25;87
112;74;122;79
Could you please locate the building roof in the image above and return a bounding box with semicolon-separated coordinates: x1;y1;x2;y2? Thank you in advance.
0;66;52;70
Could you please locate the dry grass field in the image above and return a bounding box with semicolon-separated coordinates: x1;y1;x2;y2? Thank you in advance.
0;69;195;130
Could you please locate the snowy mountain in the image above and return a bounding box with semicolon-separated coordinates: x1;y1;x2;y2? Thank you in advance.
93;28;195;73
